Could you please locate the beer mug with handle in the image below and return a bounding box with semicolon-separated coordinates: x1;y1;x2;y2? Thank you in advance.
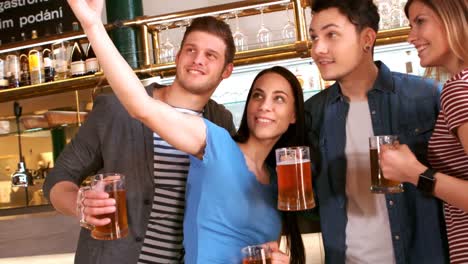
369;135;404;193
76;173;129;240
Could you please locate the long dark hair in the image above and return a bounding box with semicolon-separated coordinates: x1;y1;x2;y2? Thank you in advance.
233;66;305;150
233;66;306;264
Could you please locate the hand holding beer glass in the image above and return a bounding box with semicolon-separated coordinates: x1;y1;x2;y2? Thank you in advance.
369;135;404;193
241;245;272;264
275;146;315;211
76;173;129;240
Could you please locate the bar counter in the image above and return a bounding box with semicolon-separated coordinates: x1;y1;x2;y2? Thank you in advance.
0;253;74;264
0;210;79;261
0;209;324;263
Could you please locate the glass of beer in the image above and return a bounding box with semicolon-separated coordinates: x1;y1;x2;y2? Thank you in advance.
369;135;404;193
77;173;129;240
241;245;272;264
275;146;315;211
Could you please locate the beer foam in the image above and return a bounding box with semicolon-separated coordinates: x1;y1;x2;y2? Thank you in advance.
277;159;310;166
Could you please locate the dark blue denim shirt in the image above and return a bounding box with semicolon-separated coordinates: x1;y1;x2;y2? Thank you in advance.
304;61;448;264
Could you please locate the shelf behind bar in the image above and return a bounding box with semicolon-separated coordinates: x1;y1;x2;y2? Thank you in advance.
0;41;310;103
127;0;291;27
0;73;106;103
0;25;116;55
0;32;86;55
376;27;410;46
0;25;409;103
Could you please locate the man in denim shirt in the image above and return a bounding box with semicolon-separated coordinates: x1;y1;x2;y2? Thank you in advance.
304;0;448;263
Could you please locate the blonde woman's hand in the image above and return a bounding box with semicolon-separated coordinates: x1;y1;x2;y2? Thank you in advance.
380;144;427;185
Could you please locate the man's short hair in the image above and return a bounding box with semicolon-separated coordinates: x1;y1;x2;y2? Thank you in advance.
180;16;236;65
311;0;380;33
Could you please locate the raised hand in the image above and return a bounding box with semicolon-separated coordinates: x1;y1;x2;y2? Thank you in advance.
67;0;104;30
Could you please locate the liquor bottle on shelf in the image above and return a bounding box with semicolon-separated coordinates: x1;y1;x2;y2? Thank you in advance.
0;56;8;89
85;44;100;75
72;21;80;32
0;41;5;89
43;48;55;82
70;41;86;77
6;54;21;88
31;30;38;40
19;53;30;86
28;29;44;85
20;32;27;41
0;79;7;90
56;23;63;34
52;41;70;80
28;48;45;85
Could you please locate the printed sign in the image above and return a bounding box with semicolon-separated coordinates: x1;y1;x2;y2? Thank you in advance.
0;0;77;45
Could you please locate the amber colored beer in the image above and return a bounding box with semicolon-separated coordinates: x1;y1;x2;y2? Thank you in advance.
91;189;129;240
369;148;403;193
242;258;272;264
277;160;315;211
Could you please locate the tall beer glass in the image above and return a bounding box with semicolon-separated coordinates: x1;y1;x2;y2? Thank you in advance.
275;146;315;211
369;135;404;193
241;245;272;264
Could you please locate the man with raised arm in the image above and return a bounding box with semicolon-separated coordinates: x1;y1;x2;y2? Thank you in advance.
44;10;236;264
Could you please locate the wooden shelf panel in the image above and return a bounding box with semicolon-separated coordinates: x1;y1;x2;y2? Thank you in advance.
0;73;107;103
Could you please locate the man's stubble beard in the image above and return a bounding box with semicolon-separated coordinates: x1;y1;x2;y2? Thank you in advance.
175;69;225;96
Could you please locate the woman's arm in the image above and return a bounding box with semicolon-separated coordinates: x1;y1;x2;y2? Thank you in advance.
380;125;468;212
67;0;206;156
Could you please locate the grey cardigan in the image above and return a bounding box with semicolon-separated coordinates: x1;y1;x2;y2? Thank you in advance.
43;83;236;264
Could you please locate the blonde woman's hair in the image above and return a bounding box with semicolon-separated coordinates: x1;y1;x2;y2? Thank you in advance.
405;0;467;79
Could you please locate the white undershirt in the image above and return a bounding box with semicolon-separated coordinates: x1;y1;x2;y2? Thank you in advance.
344;101;396;264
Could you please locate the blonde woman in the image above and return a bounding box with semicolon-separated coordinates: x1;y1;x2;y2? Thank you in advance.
380;0;468;262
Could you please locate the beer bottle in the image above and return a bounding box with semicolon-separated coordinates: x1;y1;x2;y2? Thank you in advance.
19;53;30;86
70;42;86;77
28;48;45;85
85;44;100;75
43;48;55;82
6;54;21;88
0;55;8;89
